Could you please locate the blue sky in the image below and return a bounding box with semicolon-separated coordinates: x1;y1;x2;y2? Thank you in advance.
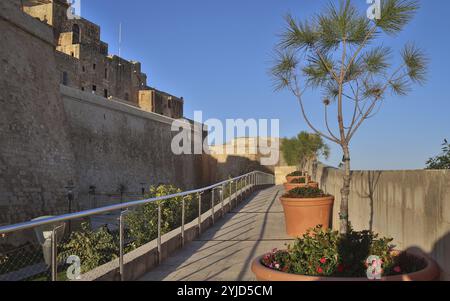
81;0;450;170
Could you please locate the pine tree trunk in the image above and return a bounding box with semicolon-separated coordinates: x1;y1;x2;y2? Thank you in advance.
340;146;351;234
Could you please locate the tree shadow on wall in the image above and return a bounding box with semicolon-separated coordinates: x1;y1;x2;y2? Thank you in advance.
319;165;331;191
431;231;450;280
357;171;382;232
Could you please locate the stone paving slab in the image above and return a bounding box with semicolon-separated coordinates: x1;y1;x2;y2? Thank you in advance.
140;186;293;281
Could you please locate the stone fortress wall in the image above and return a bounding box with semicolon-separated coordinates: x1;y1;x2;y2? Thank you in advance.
0;0;79;225
1;0;275;228
0;0;249;227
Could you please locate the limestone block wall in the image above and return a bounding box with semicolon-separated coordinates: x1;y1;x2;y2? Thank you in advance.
0;1;78;225
60;86;204;208
305;162;450;280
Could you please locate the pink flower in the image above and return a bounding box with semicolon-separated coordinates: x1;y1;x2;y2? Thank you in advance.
317;267;324;274
394;266;402;273
320;257;327;264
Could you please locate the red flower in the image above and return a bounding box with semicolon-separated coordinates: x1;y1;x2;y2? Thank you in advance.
337;264;345;273
320;257;327;264
317;267;324;274
394;266;402;273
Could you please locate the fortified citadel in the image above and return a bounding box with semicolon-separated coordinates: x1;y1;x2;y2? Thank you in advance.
23;0;183;119
0;0;270;227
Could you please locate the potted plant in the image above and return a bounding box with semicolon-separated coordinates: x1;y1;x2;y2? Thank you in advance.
286;171;310;183
251;226;440;281
280;187;333;237
284;177;319;192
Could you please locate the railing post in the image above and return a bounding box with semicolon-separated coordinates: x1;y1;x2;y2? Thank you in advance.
252;173;255;190
51;226;58;282
235;180;239;206
119;210;126;281
198;193;202;235
239;179;242;202
181;197;185;247
245;175;248;194
157;202;162;264
229;181;233;209
211;188;215;225
245;175;249;193
221;184;225;217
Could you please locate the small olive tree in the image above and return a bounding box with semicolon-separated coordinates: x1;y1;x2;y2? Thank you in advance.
272;0;427;234
281;131;330;172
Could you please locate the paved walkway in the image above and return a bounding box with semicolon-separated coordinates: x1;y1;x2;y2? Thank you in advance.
140;186;293;281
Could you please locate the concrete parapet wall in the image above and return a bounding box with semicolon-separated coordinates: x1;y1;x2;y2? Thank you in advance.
305;162;450;280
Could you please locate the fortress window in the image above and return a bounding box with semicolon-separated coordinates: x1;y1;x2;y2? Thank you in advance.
81;87;85;91
62;72;68;86
93;63;96;70
125;93;129;101
72;24;80;44
104;89;108;98
71;52;74;57
92;85;97;92
82;66;85;72
104;68;108;79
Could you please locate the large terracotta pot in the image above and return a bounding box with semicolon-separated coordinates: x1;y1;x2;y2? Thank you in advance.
286;175;311;183
280;195;334;237
284;182;319;191
251;250;440;281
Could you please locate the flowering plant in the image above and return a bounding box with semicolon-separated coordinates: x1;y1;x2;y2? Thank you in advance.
261;226;426;277
287;171;304;177
290;177;307;184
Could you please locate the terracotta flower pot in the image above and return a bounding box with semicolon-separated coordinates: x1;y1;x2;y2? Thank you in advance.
280;195;334;237
286;176;311;183
284;182;319;191
251;250;440;281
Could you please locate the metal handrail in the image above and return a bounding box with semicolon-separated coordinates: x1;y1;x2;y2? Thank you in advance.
0;171;274;235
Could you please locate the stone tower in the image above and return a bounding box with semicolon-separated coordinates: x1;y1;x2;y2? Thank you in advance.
22;0;184;118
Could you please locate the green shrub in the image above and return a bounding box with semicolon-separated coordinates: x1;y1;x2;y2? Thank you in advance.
287;171;303;177
58;223;119;274
290;177;307;184
284;187;327;198
261;226;426;277
126;185;197;249
56;185;198;274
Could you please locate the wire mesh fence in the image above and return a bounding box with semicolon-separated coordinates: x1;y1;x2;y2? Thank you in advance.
0;241;48;281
